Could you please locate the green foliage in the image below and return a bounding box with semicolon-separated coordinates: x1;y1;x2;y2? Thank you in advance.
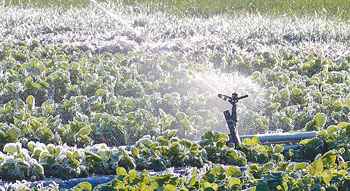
200;131;247;166
4;128;350;190
240;137;284;164
305;113;327;131
4;0;350;20
2;9;350;190
61;150;350;190
250;53;350;133
290;122;350;162
0;42;225;147
2;41;350;147
0;131;248;181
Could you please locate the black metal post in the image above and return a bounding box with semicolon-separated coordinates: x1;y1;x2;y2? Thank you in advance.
218;93;248;147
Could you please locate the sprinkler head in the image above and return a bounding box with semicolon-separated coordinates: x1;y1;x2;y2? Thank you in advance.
218;94;231;101
218;92;248;105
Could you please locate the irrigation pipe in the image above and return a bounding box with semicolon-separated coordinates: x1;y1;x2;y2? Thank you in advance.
239;131;317;144
236;131;317;152
30;175;115;190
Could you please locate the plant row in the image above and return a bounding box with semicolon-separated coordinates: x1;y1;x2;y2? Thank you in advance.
210;51;350;133
0;130;285;181
3;121;350;183
2;42;350;148
0;41;225;147
6;150;350;191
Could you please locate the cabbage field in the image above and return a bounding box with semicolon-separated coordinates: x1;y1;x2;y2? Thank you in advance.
2;0;350;190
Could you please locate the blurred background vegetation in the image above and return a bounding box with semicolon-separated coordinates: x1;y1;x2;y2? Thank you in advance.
2;0;350;19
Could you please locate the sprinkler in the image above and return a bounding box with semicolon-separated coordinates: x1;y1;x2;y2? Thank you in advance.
218;93;248;147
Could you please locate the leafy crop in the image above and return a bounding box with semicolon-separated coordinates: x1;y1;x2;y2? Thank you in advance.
239;137;284;164
71;147;350;190
2;40;350;148
7;148;350;191
2;35;350;190
2;128;350;190
2;1;350;190
0;41;230;147
231;52;350;134
289;122;350;162
0;130;251;181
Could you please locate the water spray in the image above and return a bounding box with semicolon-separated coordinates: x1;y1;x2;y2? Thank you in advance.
218;92;248;147
90;0;117;18
190;71;220;94
89;0;132;32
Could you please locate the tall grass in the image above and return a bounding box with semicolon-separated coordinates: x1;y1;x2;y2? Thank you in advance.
3;0;350;19
1;3;350;59
2;0;90;8
121;0;350;19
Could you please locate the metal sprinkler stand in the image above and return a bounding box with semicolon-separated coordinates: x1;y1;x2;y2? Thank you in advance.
218;93;248;147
